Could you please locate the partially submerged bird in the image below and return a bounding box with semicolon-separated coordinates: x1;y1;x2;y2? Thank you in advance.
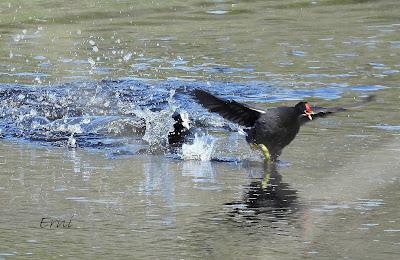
194;89;374;161
168;111;191;146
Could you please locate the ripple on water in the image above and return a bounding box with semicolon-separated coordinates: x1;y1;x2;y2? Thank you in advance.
311;203;351;212
206;10;230;15
356;199;385;210
13;72;49;77
350;85;387;91
370;124;400;132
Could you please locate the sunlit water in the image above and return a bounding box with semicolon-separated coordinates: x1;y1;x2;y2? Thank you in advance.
1;0;400;259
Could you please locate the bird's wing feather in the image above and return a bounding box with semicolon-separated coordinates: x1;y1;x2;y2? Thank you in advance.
300;95;375;124
194;89;264;127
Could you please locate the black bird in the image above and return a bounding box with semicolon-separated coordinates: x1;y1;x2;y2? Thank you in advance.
168;111;191;146
194;89;374;161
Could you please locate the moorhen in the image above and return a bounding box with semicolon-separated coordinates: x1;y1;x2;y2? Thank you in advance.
194;89;374;161
168;111;191;146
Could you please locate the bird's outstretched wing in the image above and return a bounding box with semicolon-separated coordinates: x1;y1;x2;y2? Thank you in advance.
300;95;375;124
194;89;264;127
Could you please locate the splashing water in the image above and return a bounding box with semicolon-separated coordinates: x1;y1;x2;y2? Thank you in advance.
133;90;177;151
0;81;192;152
67;133;77;148
181;133;215;161
134;108;175;150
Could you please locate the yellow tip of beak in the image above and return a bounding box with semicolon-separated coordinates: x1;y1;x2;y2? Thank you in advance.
304;111;314;120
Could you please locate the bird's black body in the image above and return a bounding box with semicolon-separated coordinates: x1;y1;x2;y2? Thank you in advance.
168;112;190;146
194;89;373;161
245;106;303;159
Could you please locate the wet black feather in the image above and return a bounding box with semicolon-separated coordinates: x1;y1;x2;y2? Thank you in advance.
194;89;262;127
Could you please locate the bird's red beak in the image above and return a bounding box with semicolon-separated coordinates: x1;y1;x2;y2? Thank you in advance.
304;103;314;120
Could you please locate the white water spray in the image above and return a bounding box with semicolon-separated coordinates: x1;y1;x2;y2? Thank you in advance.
181;133;215;161
133;89;177;150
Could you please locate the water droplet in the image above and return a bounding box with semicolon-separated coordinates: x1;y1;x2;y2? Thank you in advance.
123;52;132;61
88;57;95;66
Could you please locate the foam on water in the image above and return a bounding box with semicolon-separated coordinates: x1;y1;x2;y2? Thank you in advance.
181;133;215;161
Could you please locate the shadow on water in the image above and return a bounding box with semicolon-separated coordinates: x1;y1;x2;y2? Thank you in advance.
225;161;300;225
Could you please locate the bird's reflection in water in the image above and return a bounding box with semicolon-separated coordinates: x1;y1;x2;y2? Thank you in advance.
225;162;299;224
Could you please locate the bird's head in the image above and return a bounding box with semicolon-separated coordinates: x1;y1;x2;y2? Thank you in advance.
295;101;314;120
172;111;190;130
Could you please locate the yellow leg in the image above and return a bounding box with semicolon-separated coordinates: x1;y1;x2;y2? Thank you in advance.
258;144;270;162
261;171;271;189
250;143;271;162
249;143;258;150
